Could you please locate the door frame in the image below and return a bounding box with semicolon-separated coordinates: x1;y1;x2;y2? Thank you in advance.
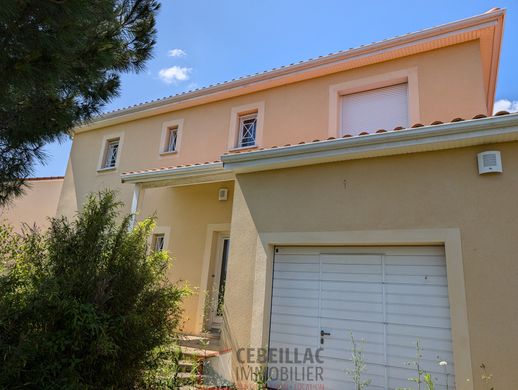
251;228;473;390
209;233;230;329
196;223;231;334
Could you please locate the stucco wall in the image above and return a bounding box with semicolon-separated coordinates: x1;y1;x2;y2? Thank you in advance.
226;141;518;389
57;40;486;218
138;181;234;333
1;178;63;232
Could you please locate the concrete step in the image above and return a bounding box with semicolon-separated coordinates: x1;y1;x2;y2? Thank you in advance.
179;338;221;351
177;333;224;359
178;359;198;372
179;386;233;390
177;372;229;387
180;345;219;359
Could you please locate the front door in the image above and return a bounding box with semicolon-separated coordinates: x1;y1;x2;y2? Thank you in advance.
268;246;455;390
210;236;230;329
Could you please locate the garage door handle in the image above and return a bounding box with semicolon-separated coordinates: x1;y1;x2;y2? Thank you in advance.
320;330;331;344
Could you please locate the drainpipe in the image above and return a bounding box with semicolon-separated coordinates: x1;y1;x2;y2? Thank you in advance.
129;183;142;230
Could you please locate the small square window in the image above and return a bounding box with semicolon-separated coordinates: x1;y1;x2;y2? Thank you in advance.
152;234;165;251
164;127;178;153
237;113;257;148
102;139;119;169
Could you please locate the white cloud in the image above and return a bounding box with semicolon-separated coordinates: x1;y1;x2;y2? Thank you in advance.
493;99;518;114
158;66;192;84
167;48;187;57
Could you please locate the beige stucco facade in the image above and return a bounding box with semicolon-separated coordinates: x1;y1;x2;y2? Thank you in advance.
138;181;234;332
57;38;492;223
1;177;63;232
63;40;489;218
36;8;516;389
224;140;518;389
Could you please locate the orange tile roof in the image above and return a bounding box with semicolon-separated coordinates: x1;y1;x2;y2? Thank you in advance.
122;161;222;176
223;112;512;155
122;111;513;176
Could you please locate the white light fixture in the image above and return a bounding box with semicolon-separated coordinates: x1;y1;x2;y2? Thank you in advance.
218;188;228;201
477;151;502;174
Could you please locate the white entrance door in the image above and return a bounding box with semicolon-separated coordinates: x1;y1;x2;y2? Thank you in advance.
210;236;230;329
268;246;455;390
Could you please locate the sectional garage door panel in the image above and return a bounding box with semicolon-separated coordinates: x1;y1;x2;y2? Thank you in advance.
268;246;455;390
269;253;320;347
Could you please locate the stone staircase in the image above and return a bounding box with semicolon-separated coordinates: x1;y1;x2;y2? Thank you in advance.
177;331;233;389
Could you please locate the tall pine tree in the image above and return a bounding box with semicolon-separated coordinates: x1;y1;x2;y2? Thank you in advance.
0;0;160;205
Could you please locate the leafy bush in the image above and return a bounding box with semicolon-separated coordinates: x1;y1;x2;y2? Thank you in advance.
0;191;190;389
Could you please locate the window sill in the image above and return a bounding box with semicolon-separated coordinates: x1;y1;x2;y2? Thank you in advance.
97;166;117;173
229;145;258;152
159;150;178;156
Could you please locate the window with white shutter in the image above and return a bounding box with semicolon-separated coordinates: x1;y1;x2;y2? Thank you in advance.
340;83;409;136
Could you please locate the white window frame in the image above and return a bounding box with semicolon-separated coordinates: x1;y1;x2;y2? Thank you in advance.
97;132;124;172
165;127;178;153
103;139;120;168
237;112;258;148
149;226;170;253
228;102;265;151
152;234;165;251
159;119;183;156
328;68;420;138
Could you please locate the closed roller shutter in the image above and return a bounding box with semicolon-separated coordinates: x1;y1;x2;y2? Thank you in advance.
340;83;409;136
268;246;455;390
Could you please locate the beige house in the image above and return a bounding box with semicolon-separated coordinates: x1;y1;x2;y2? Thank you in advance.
0;176;63;232
10;7;518;389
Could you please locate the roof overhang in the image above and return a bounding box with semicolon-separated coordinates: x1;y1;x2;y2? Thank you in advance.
221;113;518;173
121;162;234;187
77;9;505;133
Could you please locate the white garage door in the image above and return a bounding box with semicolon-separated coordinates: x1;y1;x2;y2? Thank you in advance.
268;246;455;390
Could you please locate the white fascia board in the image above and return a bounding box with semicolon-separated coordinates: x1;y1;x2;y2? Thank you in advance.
121;162;230;185
221;114;518;173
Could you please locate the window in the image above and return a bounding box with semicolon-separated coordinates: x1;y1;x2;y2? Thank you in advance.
228;102;264;150
237;113;257;148
102;139;120;169
152;234;165;251
160;119;183;155
340;83;408;135
164;127;178;153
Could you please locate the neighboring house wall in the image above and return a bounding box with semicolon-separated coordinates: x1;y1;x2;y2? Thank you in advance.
57;40;487;218
1;177;63;232
225;141;518;389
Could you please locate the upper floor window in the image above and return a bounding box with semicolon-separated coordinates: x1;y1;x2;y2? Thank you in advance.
237;113;257;148
164;126;178;153
228;102;264;151
102;138;120;169
160;119;183;155
340;83;408;135
152;234;165;251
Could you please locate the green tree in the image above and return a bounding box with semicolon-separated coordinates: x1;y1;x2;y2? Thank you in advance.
0;0;160;205
0;191;189;389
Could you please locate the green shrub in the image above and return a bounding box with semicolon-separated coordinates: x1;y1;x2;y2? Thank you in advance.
0;191;190;389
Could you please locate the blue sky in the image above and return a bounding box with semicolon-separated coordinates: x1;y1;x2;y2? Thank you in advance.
35;0;518;177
